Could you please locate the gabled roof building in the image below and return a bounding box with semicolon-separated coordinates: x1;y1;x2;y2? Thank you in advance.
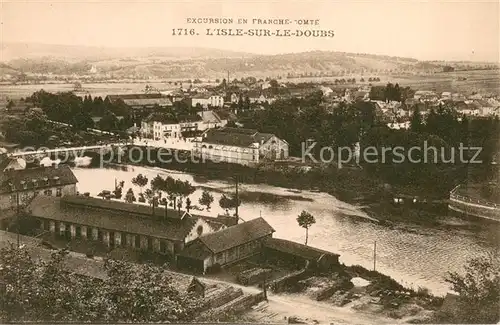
193;127;289;166
27;195;227;256
0;165;78;211
177;217;275;273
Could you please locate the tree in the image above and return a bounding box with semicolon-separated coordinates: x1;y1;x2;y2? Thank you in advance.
244;96;250;110
6;100;14;110
98;112;119;131
124;188;136;203
393;83;401;102
131;174;148;194
219;194;241;216
199;190;214;211
151;175;171;219
175;180;195;214
410;105;423;133
0;245;203;322
143;188;158;216
443;253;499;324
296;210;316;245
72;111;94;130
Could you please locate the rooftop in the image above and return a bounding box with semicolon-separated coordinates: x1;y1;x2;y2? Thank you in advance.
61;195;186;220
197;217;275;254
263;237;340;261
28;195;201;241
197;110;223;124
202;127;276;147
123;98;173;107
0;165;78;195
144;112;202;124
106;93;163;101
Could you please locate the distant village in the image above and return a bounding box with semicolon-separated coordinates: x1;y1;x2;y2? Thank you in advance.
1;75;499;168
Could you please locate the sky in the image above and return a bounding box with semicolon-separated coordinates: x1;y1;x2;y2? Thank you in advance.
1;0;499;62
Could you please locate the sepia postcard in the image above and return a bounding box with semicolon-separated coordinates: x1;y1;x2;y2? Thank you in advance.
0;0;499;324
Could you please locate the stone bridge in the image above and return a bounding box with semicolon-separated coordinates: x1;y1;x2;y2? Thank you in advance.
7;143;129;162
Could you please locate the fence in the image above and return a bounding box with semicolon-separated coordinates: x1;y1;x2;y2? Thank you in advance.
450;185;500;209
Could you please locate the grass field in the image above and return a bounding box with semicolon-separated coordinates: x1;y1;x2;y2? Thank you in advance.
0;69;498;100
0;82;180;101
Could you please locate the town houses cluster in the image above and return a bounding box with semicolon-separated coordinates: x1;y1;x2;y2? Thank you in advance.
2;78;499;167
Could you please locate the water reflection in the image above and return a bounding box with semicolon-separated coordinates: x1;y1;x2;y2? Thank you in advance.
72;165;499;296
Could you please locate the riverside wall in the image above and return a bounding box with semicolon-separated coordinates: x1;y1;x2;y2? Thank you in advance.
449;185;500;222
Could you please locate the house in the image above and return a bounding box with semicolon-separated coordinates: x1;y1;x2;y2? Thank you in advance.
451;93;467;102
0;141;20;153
455;101;479;116
27;195;226;256
176;217;275;273
249;94;274;105
353;90;370;101
319;86;333;97
192;127;289;166
106;94;172;110
230;93;240;104
209;95;224;108
193;87;209;94
468;93;483;100
262;238;340;271
343;88;353;102
197;110;228;130
387;121;411;130
474;100;496;116
0;155;26;172
404;98;419;107
191;94;211;108
441;92;452;100
261;82;272;90
141;113;202;140
0;165;78;210
414;90;438;102
214;110;238;124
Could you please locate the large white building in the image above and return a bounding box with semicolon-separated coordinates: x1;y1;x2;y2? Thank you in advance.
141;113;202;140
141;111;231;140
193;127;289;166
209;95;224;108
191;95;224;108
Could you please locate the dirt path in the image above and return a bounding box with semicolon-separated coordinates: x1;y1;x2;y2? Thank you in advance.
179;271;398;324
252;292;397;325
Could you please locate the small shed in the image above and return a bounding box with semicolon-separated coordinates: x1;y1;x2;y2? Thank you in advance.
263;238;340;271
187;277;206;298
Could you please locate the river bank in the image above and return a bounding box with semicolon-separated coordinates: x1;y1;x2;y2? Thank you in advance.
96;147;452;225
71;163;499;296
34;229;444;324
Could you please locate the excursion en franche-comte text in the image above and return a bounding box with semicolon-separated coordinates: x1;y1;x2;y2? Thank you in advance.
171;17;335;37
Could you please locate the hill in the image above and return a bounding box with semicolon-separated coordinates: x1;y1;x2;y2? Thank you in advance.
1;42;255;62
1;43;497;79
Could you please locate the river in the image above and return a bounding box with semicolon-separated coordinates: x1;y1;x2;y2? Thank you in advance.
71;165;499;296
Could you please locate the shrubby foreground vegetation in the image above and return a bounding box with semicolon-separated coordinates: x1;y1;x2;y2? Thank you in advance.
0;245;202;323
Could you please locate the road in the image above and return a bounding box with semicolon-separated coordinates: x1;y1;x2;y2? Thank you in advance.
172;271;399;325
8;238;398;325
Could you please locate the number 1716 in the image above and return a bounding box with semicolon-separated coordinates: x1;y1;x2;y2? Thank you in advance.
172;29;196;36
